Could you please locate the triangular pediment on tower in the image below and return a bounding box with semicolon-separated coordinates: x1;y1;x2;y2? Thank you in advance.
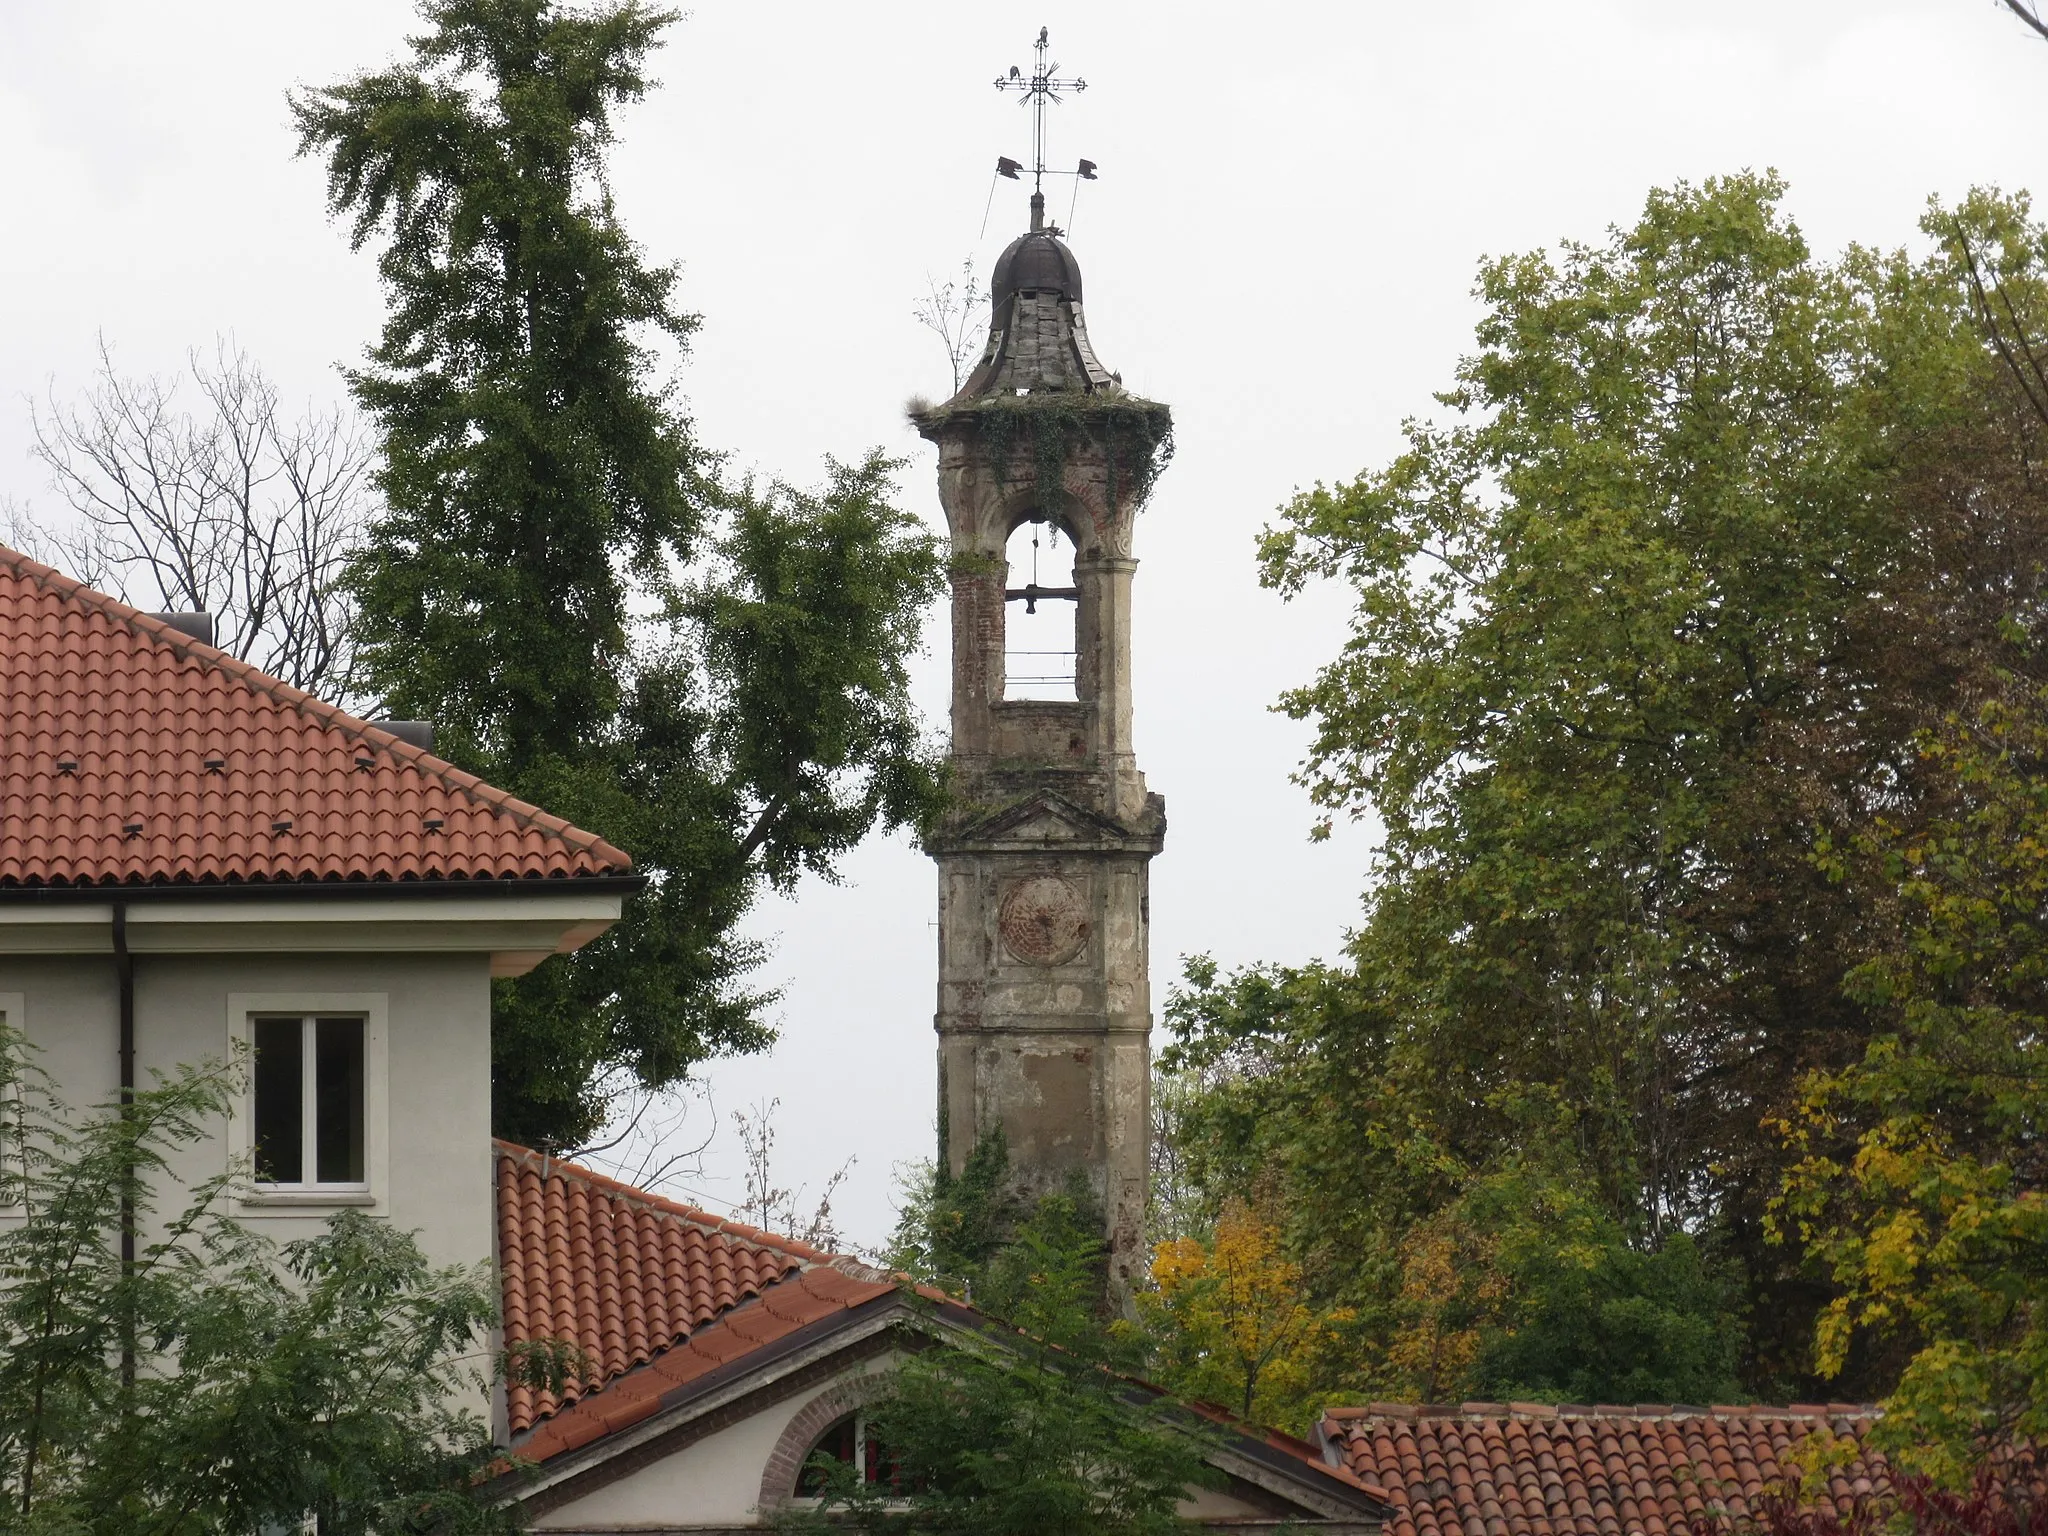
935;789;1159;853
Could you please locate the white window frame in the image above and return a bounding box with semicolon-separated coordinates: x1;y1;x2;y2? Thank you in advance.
253;1015;370;1194
227;992;387;1209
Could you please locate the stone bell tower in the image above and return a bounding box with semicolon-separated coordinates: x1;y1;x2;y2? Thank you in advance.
915;187;1170;1292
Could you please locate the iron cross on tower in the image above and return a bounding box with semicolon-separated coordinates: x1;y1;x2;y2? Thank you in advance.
994;26;1096;233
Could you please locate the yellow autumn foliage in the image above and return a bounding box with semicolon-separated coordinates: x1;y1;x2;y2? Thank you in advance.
1140;1200;1349;1435
1381;1220;1506;1402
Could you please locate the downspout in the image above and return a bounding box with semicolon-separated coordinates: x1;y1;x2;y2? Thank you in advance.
112;900;135;1390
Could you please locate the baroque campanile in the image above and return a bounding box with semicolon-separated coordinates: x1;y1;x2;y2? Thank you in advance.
915;181;1170;1292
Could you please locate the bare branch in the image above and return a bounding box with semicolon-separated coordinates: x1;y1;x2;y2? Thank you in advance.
912;255;990;394
23;338;374;706
2000;0;2048;41
560;1071;719;1205
732;1097;856;1251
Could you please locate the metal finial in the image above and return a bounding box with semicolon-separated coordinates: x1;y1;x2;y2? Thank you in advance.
993;25;1087;205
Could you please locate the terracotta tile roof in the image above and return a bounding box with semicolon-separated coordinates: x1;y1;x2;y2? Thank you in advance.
0;546;632;887
494;1142;854;1435
1177;1398;1388;1501
490;1147;1379;1515
1321;1403;1889;1536
513;1263;896;1463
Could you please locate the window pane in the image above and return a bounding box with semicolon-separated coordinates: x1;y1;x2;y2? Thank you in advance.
797;1415;859;1494
253;1017;303;1183
314;1017;365;1184
863;1418;903;1490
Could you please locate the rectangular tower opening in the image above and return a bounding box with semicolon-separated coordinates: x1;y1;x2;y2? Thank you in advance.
1003;518;1077;701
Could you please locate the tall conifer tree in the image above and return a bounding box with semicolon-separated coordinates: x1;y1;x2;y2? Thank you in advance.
295;0;944;1146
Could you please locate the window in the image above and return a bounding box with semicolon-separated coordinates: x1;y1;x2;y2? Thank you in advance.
230;992;386;1207
796;1412;903;1495
252;1015;365;1188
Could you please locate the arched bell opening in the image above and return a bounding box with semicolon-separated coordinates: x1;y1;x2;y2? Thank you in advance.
1002;513;1077;701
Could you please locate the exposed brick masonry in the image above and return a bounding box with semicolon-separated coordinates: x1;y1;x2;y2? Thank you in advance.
755;1372;897;1512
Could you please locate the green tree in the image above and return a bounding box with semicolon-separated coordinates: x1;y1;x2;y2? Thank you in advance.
1779;692;2048;1481
1159;965;1743;1408
885;1129;1025;1294
1157;956;1433;1350
1259;169;1883;1265
1217;173;2048;1397
1762;192;2048;1472
0;1029;523;1533
1420;1159;1743;1406
293;0;946;1146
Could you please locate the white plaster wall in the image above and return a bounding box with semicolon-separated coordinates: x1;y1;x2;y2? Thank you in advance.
533;1358;896;1530
0;949;493;1275
0;956;120;1114
1179;1482;1273;1521
532;1392;800;1529
139;952;493;1268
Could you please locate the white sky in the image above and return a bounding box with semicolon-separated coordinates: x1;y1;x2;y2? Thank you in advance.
4;0;2045;1249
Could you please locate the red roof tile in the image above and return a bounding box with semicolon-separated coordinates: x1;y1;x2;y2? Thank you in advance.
0;546;632;887
512;1264;896;1462
1322;1404;1889;1536
494;1142;853;1435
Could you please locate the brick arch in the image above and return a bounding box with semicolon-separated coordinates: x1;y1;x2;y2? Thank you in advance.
998;488;1083;544
756;1372;896;1514
993;482;1113;559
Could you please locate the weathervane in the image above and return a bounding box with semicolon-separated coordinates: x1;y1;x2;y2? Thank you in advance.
991;26;1097;234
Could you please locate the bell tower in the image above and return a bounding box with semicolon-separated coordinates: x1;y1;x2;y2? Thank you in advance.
915;51;1170;1290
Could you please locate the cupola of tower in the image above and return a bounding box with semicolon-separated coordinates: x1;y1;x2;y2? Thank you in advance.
947;228;1116;403
992;229;1083;306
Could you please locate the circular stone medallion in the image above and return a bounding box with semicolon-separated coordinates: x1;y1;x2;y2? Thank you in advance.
998;875;1090;967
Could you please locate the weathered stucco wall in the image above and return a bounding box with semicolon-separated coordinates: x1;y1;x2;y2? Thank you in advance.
920;411;1167;1294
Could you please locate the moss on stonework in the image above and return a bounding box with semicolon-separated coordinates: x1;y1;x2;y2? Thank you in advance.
949;550;1008;579
921;391;1175;521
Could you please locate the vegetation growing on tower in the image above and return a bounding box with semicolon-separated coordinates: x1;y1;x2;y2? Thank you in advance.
915;392;1176;524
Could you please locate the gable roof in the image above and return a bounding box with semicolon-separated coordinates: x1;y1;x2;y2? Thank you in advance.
514;1261;896;1464
0;546;632;888
1320;1402;1888;1536
490;1145;1385;1525
493;1141;864;1438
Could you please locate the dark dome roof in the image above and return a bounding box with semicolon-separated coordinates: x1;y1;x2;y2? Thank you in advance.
991;232;1084;309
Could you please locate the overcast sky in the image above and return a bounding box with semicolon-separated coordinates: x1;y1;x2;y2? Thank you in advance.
4;0;2046;1248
